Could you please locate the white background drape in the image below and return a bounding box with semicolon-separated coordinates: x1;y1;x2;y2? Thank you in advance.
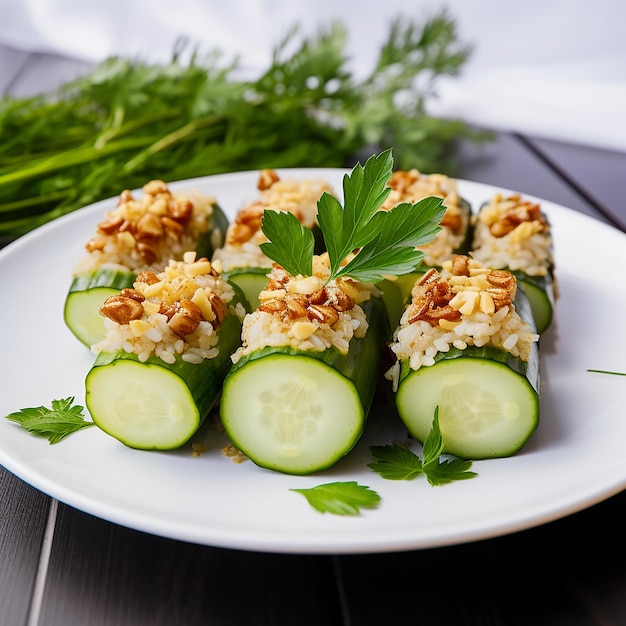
1;0;624;152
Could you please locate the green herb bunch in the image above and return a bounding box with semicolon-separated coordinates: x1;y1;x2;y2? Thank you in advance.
0;11;486;238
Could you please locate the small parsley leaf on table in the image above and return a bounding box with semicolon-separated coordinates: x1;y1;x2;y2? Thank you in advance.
291;481;381;515
369;409;477;486
5;397;94;444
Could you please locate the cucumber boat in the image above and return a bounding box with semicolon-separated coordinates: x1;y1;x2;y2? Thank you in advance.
387;255;540;460
85;252;247;450
221;262;389;474
470;192;556;333
213;169;335;309
376;168;474;321
65;179;229;347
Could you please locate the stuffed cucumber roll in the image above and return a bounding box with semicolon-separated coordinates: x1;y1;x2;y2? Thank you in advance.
470;192;556;333
382;169;473;265
220;259;388;475
387;255;540;460
376;169;473;321
65;179;228;347
213;169;335;309
85;252;246;450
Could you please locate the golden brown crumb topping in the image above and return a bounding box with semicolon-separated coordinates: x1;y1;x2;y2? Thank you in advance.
406;256;517;328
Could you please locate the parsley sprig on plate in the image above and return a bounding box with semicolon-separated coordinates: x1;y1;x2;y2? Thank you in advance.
369;409;477;486
291;482;381;516
293;411;476;515
5;397;94;444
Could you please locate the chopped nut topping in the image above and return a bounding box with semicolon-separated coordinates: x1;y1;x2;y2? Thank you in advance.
478;193;549;239
486;269;516;290
78;180;215;274
136;212;163;239
450;254;470;276
100;294;145;325
167;299;203;337
97;215;125;235
118;288;145;303
407;256;517;326
257;168;280;191
167;198;193;223
384;169;464;235
225;202;265;245
307;304;340;326
256;264;363;328
92;253;238;364
135;270;160;285
209;293;228;326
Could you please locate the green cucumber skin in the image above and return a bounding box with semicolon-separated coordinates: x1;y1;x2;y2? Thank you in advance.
65;269;137;346
223;267;269;311
86;298;244;449
68;268;137;293
231;296;389;412
395;287;540;459
195;202;230;260
512;270;555;334
221;296;389;473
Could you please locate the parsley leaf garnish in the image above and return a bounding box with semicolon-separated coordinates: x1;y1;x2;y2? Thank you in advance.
318;150;395;278
260;148;445;284
5;397;94;444
368;409;477;486
259;209;315;277
291;481;381;515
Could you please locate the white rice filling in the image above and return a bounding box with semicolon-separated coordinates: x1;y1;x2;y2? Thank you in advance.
74;187;216;275
470;194;553;276
213;175;335;271
231;305;368;363
386;258;539;390
92;253;244;364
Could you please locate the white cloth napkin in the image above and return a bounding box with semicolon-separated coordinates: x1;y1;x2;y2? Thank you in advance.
1;0;624;152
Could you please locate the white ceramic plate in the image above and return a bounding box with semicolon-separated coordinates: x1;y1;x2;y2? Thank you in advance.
1;169;625;555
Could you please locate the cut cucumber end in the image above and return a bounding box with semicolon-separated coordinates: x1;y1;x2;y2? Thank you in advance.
519;279;553;334
224;268;270;311
220;353;365;475
86;359;201;450
64;287;119;347
396;357;539;459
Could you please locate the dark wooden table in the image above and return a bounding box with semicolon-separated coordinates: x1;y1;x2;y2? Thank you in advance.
2;44;626;626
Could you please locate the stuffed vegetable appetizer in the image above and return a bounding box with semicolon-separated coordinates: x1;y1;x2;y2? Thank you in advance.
470;192;556;333
213;169;335;309
66;179;228;347
387;255;540;460
85;252;247;450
